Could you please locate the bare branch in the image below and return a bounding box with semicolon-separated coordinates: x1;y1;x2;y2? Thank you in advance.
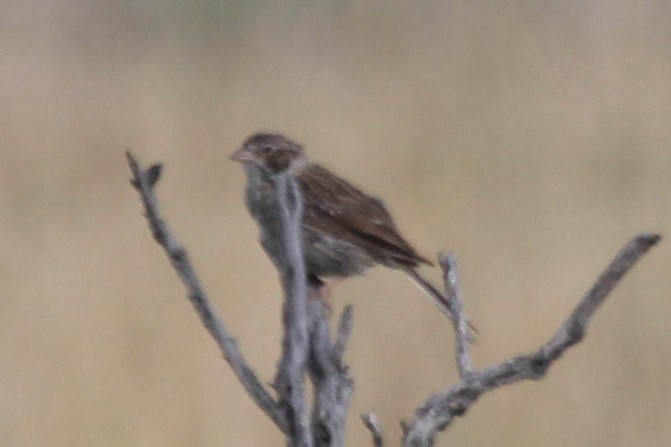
361;412;385;447
306;293;355;447
273;173;355;446
125;152;288;432
273;172;312;447
129;154;355;446
540;233;661;360
439;253;473;379
403;233;661;447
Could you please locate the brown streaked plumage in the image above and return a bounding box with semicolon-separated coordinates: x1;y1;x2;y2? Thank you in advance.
299;163;432;269
231;132;456;319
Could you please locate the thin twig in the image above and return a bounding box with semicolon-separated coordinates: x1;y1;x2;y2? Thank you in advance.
125;152;288;432
334;305;354;361
439;253;473;378
361;412;385;447
403;233;661;447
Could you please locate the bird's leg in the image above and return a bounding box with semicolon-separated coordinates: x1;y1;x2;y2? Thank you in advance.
307;275;332;313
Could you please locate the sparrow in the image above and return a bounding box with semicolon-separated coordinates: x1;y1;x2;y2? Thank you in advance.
231;132;455;319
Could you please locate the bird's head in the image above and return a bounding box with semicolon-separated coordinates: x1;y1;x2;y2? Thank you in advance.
231;133;307;175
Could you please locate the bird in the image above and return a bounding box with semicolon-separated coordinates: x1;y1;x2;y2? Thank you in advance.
231;132;456;319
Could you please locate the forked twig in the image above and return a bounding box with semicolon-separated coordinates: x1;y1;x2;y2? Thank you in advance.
400;233;660;447
126;152;288;432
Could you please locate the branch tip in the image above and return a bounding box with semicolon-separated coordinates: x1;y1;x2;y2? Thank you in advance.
636;233;661;247
145;163;163;188
361;412;385;447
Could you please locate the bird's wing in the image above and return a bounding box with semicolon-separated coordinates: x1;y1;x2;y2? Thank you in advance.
296;164;432;267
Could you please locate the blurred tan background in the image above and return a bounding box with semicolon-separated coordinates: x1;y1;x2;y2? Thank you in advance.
1;1;670;445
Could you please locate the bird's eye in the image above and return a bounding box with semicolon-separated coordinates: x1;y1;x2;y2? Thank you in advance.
261;145;273;155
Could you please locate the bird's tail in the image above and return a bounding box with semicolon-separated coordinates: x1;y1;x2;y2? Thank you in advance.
405;267;455;319
404;267;477;339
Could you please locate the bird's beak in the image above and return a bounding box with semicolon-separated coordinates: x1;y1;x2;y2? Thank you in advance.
230;146;256;163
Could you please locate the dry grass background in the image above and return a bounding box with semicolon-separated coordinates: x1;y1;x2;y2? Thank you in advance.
1;1;670;445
